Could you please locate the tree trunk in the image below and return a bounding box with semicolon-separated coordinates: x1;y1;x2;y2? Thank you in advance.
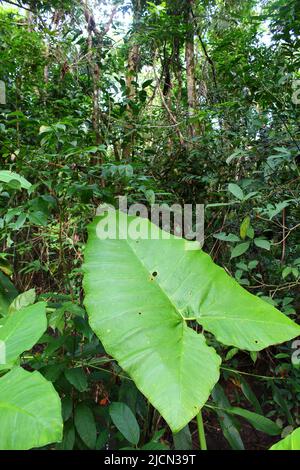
122;0;142;161
185;0;197;138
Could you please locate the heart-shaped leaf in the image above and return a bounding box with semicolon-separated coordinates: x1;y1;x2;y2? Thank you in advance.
83;211;300;432
0;367;62;449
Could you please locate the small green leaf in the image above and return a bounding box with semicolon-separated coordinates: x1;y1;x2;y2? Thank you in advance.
96;429;109;450
225;348;239;361
74;404;97;449
282;267;292;279
239;376;262;414
228;407;281;436
250;351;258;363
240;217;250;240
64;368;88;392
254;239;271;250
109;402;140;445
58;423;75;450
213;232;240;242
246;226;255;239
8;289;36;314
212;385;244;450
39;125;52;134
231;242;250;259
248;260;258;270
173;425;192;450
0;171;31;190
228;183;244;201
28;211;48;226
14;213;27;230
61;396;73;422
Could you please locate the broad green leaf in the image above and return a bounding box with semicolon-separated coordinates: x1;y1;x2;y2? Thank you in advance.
64;368;88;392
83;211;300;432
254;239;271;250
0;367;62;449
228;183;244;201
0;302;47;365
270;427;300;450
0;171;31;190
230;242;250;259
74;404;97;449
110;402;140;445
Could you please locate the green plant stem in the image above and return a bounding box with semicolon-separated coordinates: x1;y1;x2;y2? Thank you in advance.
197;410;207;450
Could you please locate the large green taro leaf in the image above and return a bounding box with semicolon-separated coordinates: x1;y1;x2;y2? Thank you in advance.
83;211;300;432
0;302;47;366
270;427;300;450
0;367;62;449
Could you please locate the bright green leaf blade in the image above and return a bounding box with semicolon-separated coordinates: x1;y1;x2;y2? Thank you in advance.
0;170;31;190
0;302;47;365
83;212;221;433
0;367;62;450
197;257;300;350
74;404;97;449
110;402;140;445
270;427;300;450
83;211;300;430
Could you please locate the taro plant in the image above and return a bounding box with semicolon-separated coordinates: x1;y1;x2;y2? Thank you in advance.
0;289;63;450
83;210;300;446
